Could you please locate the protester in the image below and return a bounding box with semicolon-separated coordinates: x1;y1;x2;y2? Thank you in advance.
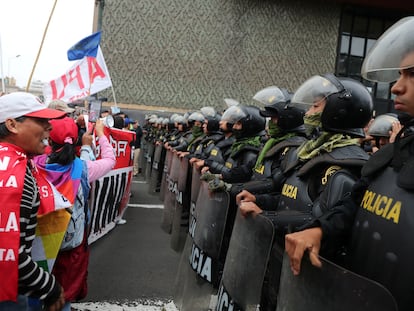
47;100;75;117
0;92;66;311
284;16;414;311
33;117;115;311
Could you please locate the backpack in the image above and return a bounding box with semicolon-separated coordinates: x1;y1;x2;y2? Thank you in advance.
60;161;91;251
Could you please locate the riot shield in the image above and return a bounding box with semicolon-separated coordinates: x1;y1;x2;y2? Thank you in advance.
276;253;398;311
148;144;163;194
191;165;202;208
139;138;148;176
160;152;180;234
159;148;173;201
144;142;155;181
175;181;230;311
215;212;274;311
170;156;191;252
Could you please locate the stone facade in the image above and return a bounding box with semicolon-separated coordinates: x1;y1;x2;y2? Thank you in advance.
99;0;340;110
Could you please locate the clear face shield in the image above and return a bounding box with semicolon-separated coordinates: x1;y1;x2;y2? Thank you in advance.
221;105;247;124
361;17;414;83
200;106;217;118
290;75;342;112
223;98;240;108
253;86;290;108
188;111;205;125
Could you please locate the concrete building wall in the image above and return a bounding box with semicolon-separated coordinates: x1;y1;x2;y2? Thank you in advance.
98;0;341;110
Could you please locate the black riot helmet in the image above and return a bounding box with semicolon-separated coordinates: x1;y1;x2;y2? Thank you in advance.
321;75;373;137
187;111;205;126
291;74;373;137
201;106;221;132
255;86;305;133
222;104;265;137
367;113;399;137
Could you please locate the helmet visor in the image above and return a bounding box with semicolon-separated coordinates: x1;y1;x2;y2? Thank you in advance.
253;86;288;108
361;17;414;83
221;105;247;124
224;98;240;108
291;75;341;111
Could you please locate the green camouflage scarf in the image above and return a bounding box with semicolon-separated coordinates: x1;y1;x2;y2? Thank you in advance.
254;132;295;170
230;136;262;158
296;132;359;161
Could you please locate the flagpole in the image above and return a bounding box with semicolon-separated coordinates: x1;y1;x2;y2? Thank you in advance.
110;84;117;106
0;33;5;93
26;0;59;92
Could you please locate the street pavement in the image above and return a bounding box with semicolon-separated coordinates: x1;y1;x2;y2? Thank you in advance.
73;173;182;309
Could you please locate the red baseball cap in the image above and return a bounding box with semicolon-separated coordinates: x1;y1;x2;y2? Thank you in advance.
49;117;79;145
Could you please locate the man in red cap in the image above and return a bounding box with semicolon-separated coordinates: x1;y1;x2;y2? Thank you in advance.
0;92;66;311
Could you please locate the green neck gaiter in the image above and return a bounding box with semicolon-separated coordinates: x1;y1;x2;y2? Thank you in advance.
304;112;322;137
192;125;204;138
254;132;295;171
268;122;282;138
230;136;262;158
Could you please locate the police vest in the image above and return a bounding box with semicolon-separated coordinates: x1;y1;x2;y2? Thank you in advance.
252;136;307;179
348;166;414;311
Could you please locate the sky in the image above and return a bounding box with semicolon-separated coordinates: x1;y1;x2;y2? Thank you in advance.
0;0;95;89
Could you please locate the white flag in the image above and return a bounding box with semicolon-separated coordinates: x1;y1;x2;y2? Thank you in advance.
43;46;112;104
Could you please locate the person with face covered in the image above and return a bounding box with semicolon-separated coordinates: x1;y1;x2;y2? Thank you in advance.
202;104;266;184
223;86;308;207
285;17;414;311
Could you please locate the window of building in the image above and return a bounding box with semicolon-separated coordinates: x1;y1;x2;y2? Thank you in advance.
335;7;411;112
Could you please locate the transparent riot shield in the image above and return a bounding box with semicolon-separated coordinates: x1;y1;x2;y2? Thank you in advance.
276;253;398;311
148;144;163;194
175;181;230;311
161;152;180;234
159;148;173;201
215;212;274;311
170;156;191;253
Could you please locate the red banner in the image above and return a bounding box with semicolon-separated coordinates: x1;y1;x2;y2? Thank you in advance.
87;127;135;244
0;144;26;302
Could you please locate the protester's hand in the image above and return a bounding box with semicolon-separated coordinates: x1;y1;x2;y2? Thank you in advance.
45;286;65;311
76;114;85;127
389;120;402;143
239;201;262;217
236;190;256;205
201;166;210;174
81;130;93;146
285;227;323;276
94;119;105;137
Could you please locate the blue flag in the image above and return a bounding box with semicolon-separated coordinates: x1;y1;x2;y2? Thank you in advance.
67;31;102;61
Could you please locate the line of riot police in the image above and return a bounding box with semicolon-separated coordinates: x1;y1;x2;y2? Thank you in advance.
136;17;414;309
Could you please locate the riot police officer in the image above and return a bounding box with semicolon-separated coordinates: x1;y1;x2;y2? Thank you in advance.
227;86;307;202
366;113;401;152
203;104;266;183
285;16;414;311
234;75;372;310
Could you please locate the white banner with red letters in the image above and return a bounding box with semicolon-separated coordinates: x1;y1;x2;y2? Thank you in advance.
42;47;112;105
